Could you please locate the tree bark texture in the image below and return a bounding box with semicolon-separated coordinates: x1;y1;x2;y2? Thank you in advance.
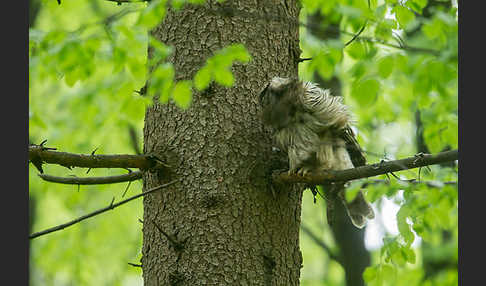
142;1;303;285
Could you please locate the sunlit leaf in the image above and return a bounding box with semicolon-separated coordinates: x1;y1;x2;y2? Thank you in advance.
351;78;380;106
172;80;193;109
377;55;395;78
363;266;378;283
393;5;416;29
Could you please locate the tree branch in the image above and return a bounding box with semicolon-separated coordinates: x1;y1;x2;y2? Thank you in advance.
29;144;167;171
299;22;441;56
38;171;142;185
273;149;458;185
29;179;180;239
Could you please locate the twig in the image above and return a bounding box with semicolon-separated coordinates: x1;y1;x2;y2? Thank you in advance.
29;179;180;239
38;171;142;185
122;180;133;197
128;262;142;267
297;57;313;62
273;149;458;185
344;22;367;47
28;145;166;171
300;22;441;56
152;220;184;251
344;0;370;47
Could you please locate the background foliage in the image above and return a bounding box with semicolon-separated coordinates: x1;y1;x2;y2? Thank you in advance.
29;0;457;285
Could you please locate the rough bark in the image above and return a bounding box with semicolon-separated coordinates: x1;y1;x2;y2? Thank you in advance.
141;1;303;285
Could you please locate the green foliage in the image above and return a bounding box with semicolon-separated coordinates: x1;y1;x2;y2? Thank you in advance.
137;0;167;29
392;5;416;30
299;0;457;285
172;80;193;109
194;44;251;90
351;78;380;106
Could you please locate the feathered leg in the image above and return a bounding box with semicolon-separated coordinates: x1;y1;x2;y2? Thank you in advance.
318;137;375;228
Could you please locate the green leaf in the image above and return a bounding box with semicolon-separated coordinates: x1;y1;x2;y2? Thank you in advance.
149;63;174;102
213;69;234;86
393;5;416;29
226;44;251;62
381;264;397;282
194;66;212;91
346;41;367;60
422;18;447;45
64;68;82;87
375;18;397;40
137;0;167;29
374;4;387;19
312;53;334;80
397;205;415;246
351;78;380;106
407;0;428;14
172;80;193;109
377;56;395;78
363;266;378;283
402;246;416;264
149;36;172;64
30;112;47;130
194;44;250;89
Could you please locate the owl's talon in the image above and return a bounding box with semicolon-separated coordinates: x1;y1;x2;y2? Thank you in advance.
296;167;311;176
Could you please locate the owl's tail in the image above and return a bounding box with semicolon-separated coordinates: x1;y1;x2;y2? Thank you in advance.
323;184;375;229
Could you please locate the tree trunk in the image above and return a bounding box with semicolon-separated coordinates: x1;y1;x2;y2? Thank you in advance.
141;1;304;285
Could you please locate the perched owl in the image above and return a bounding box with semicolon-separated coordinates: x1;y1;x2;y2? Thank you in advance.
259;77;375;229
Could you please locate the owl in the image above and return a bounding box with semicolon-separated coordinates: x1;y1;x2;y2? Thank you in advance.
259;77;374;229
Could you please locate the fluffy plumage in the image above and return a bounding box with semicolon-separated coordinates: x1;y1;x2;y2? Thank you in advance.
259;77;374;228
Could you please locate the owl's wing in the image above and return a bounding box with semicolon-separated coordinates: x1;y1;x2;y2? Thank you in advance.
341;125;366;167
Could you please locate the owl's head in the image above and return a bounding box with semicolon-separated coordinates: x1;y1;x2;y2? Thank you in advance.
258;77;293;105
258;77;303;130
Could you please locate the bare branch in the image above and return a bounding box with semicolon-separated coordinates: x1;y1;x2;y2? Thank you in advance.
344;22;367;47
28;145;166;171
29;179;180;239
128;262;142;268
38;171;142;185
273;149;458;185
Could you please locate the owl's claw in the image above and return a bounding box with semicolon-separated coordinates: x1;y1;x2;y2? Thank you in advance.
297;167;312;177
